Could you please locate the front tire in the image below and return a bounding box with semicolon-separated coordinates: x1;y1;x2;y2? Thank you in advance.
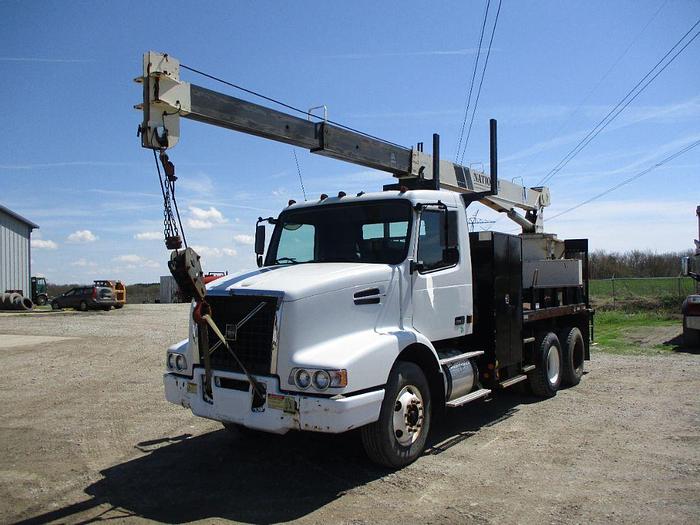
36;295;47;306
528;332;562;397
51;301;60;310
361;361;431;469
79;300;88;312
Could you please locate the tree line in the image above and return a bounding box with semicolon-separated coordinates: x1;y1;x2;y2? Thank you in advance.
589;249;694;279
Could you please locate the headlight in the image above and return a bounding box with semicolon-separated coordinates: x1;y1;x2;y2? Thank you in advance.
167;353;176;369
175;354;187;371
290;368;348;390
294;369;311;389
313;370;331;390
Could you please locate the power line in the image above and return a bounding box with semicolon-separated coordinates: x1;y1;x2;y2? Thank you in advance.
548;138;700;221
538;18;700;186
459;0;503;165
454;0;491;162
520;0;668;176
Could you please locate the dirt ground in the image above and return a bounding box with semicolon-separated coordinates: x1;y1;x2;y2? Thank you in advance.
1;305;698;524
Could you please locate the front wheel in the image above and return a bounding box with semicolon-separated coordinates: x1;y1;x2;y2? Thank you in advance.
35;295;47;306
361;361;431;469
51;301;60;310
79;300;88;312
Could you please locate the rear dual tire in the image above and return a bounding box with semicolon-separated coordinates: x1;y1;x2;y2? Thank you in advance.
560;327;585;387
528;332;562;397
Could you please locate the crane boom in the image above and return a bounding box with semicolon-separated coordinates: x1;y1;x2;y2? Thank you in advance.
135;51;549;232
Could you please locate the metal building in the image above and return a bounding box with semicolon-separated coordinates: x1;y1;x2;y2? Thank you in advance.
0;204;39;296
159;275;180;303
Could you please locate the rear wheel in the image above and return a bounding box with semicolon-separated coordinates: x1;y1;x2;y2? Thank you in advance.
51;301;60;310
114;304;124;309
79;300;88;312
560;327;585;387
528;332;562;397
361;361;431;468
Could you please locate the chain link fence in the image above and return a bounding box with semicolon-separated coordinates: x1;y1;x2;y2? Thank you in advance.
590;276;698;309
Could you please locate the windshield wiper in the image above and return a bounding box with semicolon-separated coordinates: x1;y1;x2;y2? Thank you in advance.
274;257;299;265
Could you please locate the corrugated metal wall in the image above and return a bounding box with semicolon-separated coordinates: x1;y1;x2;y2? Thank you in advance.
0;210;31;295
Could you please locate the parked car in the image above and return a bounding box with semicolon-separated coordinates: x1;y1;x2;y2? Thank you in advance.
50;285;119;311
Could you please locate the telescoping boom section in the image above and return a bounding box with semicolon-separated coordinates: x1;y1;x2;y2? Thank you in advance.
135;51;550;232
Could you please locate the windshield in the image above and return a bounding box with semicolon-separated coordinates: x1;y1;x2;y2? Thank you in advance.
266;200;413;265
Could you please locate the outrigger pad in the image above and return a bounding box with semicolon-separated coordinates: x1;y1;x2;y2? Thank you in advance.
168;248;206;302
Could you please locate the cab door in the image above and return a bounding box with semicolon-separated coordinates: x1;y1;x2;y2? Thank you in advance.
411;207;470;341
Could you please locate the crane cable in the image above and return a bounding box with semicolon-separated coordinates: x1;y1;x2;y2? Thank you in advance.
539;18;700;186
152;148;187;249
454;0;492;162
548;138;700;221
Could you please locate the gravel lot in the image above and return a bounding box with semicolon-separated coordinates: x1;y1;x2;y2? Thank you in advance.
1;304;698;524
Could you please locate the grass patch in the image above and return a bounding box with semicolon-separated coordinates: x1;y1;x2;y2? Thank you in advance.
593;311;680;355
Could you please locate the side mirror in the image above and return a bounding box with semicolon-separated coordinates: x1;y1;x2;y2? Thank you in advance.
681;256;690;276
255;224;265;256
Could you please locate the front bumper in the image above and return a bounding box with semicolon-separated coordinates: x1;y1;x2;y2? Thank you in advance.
164;369;384;434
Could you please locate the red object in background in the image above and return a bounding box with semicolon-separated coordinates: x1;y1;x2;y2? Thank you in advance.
203;271;228;285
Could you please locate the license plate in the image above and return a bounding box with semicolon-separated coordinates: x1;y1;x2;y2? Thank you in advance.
267;394;297;414
186;382;198;394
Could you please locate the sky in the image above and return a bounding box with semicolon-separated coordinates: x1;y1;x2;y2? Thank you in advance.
1;0;698;284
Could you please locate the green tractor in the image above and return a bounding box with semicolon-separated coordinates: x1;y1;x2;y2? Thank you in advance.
31;276;49;306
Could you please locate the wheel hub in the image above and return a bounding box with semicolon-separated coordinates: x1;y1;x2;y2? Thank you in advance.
392;386;424;446
546;345;560;386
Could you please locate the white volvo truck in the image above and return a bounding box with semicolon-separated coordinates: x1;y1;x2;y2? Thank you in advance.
137;52;593;468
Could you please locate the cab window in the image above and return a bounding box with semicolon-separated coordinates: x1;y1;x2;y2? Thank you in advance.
417;209;458;272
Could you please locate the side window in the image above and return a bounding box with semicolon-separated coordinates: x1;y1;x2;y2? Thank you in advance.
65;289;75;296
417;210;458;272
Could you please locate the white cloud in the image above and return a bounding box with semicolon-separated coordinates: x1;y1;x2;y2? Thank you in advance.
233;234;254;246
190;206;226;222
186;206;227;229
67;229;98;243
117;254;160;268
187;218;214;230
191;246;238;258
118;254;142;263
134;231;162;241
71;258;97;267
31;238;58;249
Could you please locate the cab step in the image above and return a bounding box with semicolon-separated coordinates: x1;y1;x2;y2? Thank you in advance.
439;350;484;366
521;364;536;373
498;374;528;389
446;388;491;407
